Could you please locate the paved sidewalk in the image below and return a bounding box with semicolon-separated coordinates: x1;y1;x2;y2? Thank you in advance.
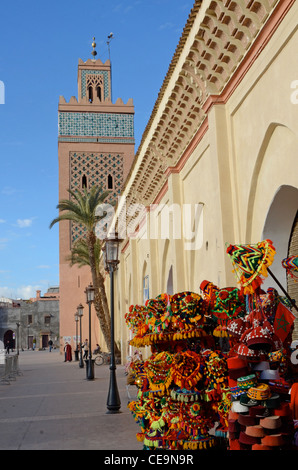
0;350;142;450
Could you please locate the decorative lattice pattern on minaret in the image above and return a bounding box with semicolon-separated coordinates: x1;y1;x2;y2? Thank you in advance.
81;70;109;100
69;151;124;244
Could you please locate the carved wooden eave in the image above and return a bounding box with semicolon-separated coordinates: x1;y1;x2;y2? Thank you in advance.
117;0;286;235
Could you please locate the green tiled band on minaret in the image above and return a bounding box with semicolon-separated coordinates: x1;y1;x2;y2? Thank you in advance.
58;112;134;137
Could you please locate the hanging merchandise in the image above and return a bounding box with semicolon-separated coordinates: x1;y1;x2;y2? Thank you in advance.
125;304;149;338
282;256;298;280
224;239;298;450
126;239;297;451
170;292;206;333
226;239;276;294
273;301;296;343
126;291;232;450
200;281;245;337
127;292;207;348
144;351;173;393
171;351;203;389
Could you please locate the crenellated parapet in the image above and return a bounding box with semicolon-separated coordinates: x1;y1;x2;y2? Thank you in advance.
58;94;134;109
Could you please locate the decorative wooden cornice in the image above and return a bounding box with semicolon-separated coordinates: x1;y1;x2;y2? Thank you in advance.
119;0;291;236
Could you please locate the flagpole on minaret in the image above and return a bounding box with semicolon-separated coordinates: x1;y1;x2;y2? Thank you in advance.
107;33;114;102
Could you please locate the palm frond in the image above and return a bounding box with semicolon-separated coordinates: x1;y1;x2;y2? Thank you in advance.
66;239;90;268
49;186;111;230
67;237;102;275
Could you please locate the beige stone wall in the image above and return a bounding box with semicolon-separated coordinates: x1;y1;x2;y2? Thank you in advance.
110;1;298;361
227;7;298;242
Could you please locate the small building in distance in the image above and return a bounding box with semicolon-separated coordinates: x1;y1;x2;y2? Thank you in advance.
0;287;60;351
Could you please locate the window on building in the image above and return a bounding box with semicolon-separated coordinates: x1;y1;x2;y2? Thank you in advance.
27;314;32;325
88;86;93;103
96;86;102;101
44;316;51;326
82;175;87;188
108;174;113;189
143;275;149;304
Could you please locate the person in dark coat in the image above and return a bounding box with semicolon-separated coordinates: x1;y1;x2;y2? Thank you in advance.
64;342;72;362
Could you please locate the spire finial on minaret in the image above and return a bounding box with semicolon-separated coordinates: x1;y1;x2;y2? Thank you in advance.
91;37;97;59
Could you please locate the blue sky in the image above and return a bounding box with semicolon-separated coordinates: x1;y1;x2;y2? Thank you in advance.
0;0;194;299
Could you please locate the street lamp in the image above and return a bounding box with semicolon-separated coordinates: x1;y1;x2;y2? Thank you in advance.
84;283;95;380
74;313;79;361
77;304;84;368
103;232;123;414
27;324;31;350
16;322;20;355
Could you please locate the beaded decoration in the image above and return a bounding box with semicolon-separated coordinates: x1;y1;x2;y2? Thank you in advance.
171;351;203;389
144;351;173;392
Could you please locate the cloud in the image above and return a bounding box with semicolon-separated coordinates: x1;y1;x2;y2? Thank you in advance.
36;265;51;269
16;218;34;228
0;238;8;249
112;1;141;14
0;219;5;224
0;285;41;300
1;187;17;196
159;22;175;31
17;285;40;299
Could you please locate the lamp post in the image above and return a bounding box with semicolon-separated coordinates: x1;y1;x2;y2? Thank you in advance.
16;322;20;356
84;283;95;380
27;324;30;350
77;304;84;368
103;232;123;414
74;313;79;361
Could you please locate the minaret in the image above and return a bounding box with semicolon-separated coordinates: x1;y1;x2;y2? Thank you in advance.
57;38;135;350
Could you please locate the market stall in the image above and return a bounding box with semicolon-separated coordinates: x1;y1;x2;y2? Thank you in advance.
125;240;298;450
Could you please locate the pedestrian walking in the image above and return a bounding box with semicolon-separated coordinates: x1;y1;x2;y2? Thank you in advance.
5;341;10;354
83;339;89;359
48;339;53;352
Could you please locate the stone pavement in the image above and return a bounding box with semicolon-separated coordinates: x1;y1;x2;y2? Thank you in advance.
0;349;142;450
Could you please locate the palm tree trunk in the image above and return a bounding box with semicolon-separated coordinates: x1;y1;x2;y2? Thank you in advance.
94;291;111;350
86;231;121;357
98;270;111;329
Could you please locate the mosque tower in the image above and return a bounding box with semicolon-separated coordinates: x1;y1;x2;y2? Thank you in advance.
57;38;135;350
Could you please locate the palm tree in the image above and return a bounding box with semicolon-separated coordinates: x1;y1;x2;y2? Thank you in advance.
49;186;118;355
67;237;111;331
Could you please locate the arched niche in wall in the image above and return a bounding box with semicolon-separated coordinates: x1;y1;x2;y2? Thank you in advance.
246;123;298;242
262;185;298;292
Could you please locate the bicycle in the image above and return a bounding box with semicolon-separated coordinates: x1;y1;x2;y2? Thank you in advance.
94;352;111;366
